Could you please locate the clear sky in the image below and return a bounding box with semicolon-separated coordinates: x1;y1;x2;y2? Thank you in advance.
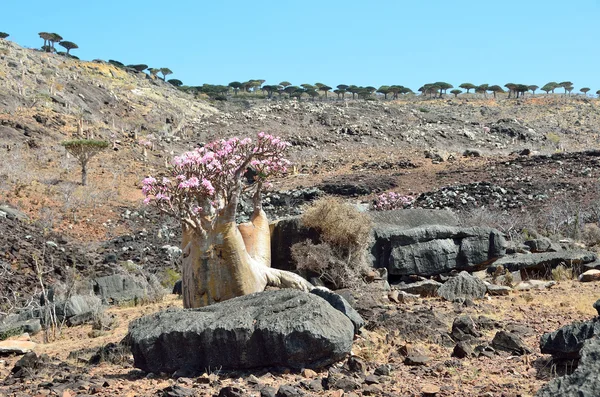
3;0;599;92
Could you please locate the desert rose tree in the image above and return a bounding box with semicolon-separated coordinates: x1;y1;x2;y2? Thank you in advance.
142;133;313;308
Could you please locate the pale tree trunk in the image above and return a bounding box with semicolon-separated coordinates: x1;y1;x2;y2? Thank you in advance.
181;206;312;308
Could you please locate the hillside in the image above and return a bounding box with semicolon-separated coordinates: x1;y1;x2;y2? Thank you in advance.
2;40;600;397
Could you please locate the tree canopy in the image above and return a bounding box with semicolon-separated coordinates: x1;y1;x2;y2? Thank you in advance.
0;32;8;39
61;140;109;186
59;41;78;54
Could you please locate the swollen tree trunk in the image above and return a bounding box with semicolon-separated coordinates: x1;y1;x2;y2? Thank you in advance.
181;206;312;308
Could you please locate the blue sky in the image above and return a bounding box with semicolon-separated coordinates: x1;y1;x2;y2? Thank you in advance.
3;1;599;92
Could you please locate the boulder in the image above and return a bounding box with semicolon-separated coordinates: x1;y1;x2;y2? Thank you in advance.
451;316;482;341
309;288;364;334
55;295;102;319
579;269;600;282
523;237;560;253
269;217;319;272
0;319;41;340
515;280;556;291
492;250;597;273
93;274;151;305
595;299;600;316
396;279;441;297
128;289;354;373
173;280;183;295
536;337;600;397
486;284;512;296
491;331;532;355
373;225;506;277
437;271;487;301
540;318;600;359
0;340;36;355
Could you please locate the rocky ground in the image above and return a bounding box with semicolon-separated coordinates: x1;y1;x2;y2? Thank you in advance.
1;40;600;396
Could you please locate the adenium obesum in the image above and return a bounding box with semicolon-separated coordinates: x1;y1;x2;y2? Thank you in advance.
142;132;290;232
373;191;414;211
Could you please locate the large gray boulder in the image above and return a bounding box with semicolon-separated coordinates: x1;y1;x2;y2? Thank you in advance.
373;225;506;276
270;217;319;271
537;337;600;397
309;288;364;334
540;318;600;359
492;250;597;273
128;289;354;373
437;271;487;301
93;274;152;305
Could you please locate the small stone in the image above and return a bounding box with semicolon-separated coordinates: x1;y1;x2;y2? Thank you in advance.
218;386;245;397
260;386;277;397
579;269;600;282
421;383;441;396
374;364;391;376
363;384;383;395
301;368;317;378
275;385;305;397
404;354;430;366
364;375;380;385
451;341;474;359
347;356;366;373
486;284;512;296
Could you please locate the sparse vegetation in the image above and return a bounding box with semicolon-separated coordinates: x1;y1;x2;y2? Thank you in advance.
293;197;372;288
60;139;109;186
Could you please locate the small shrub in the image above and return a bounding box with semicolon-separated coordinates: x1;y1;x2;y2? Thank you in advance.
551;264;573;282
301;197;372;251
296;197;372;288
418;107;430;113
521;292;534;303
160;268;180;288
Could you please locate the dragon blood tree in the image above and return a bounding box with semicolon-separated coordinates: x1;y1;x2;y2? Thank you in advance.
142;133;313;308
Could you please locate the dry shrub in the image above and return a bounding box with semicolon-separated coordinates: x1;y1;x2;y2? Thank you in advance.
293;197;372;288
551;264;573;282
292;241;363;289
301;197;372;251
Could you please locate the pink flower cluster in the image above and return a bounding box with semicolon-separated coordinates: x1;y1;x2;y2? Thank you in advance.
373;191;414;211
141;132;292;224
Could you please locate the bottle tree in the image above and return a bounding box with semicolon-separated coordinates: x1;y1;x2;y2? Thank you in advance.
142;133;313;308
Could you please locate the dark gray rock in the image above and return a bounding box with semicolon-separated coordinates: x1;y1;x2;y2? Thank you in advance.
172;280;182;295
486;284;512;296
93;274;151;305
310;288;364;334
540;318;600;359
276;385;306;397
128;289;354;373
492;250;597;273
451;316;482;341
374;364;391;376
161;385;195;397
536;337;600;397
523;237;555;253
260;387;278;397
373;225;506;277
0;319;41;340
452;341;474;358
594;299;600;316
270;217;319;272
404;353;430;366
437;271;487;301
396;280;441;297
491;331;532;355
218;386;246;397
55;295;102;320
